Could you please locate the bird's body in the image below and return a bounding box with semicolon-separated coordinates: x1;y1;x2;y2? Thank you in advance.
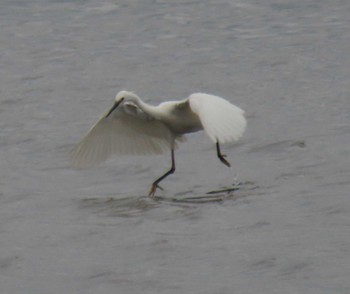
152;100;203;134
71;91;246;197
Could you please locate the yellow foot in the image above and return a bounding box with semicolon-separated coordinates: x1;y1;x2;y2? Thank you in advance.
148;183;164;198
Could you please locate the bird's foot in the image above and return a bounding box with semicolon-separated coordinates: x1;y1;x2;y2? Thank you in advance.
219;154;231;168
148;183;164;198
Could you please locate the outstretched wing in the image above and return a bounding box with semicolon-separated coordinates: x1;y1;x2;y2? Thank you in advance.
189;93;246;144
71;102;174;168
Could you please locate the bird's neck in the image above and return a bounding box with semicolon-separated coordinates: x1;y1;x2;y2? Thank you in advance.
132;96;160;119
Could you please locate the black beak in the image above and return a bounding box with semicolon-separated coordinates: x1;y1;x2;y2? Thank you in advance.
105;98;124;118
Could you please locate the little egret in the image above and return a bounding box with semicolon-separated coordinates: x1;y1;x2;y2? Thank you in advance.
71;91;247;197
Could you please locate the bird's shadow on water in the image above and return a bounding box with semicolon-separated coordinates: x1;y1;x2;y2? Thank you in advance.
78;181;258;218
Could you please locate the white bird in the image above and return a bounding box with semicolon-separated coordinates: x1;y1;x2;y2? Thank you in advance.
71;91;246;197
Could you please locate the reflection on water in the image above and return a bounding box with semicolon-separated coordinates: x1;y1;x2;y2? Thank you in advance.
79;196;159;218
156;181;258;203
78;181;259;217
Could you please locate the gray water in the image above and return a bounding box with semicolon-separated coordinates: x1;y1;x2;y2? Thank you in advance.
1;0;350;293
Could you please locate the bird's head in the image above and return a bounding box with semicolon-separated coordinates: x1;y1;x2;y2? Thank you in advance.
115;90;139;102
105;91;139;118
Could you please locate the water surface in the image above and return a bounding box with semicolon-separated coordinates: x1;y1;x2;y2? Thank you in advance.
1;0;350;293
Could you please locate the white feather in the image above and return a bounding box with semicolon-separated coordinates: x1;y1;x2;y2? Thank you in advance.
189;93;247;143
71;105;173;168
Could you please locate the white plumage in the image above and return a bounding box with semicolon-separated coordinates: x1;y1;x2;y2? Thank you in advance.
71;91;246;197
189;93;246;143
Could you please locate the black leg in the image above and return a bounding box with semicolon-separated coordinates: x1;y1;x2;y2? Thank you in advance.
216;142;231;167
149;149;176;197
